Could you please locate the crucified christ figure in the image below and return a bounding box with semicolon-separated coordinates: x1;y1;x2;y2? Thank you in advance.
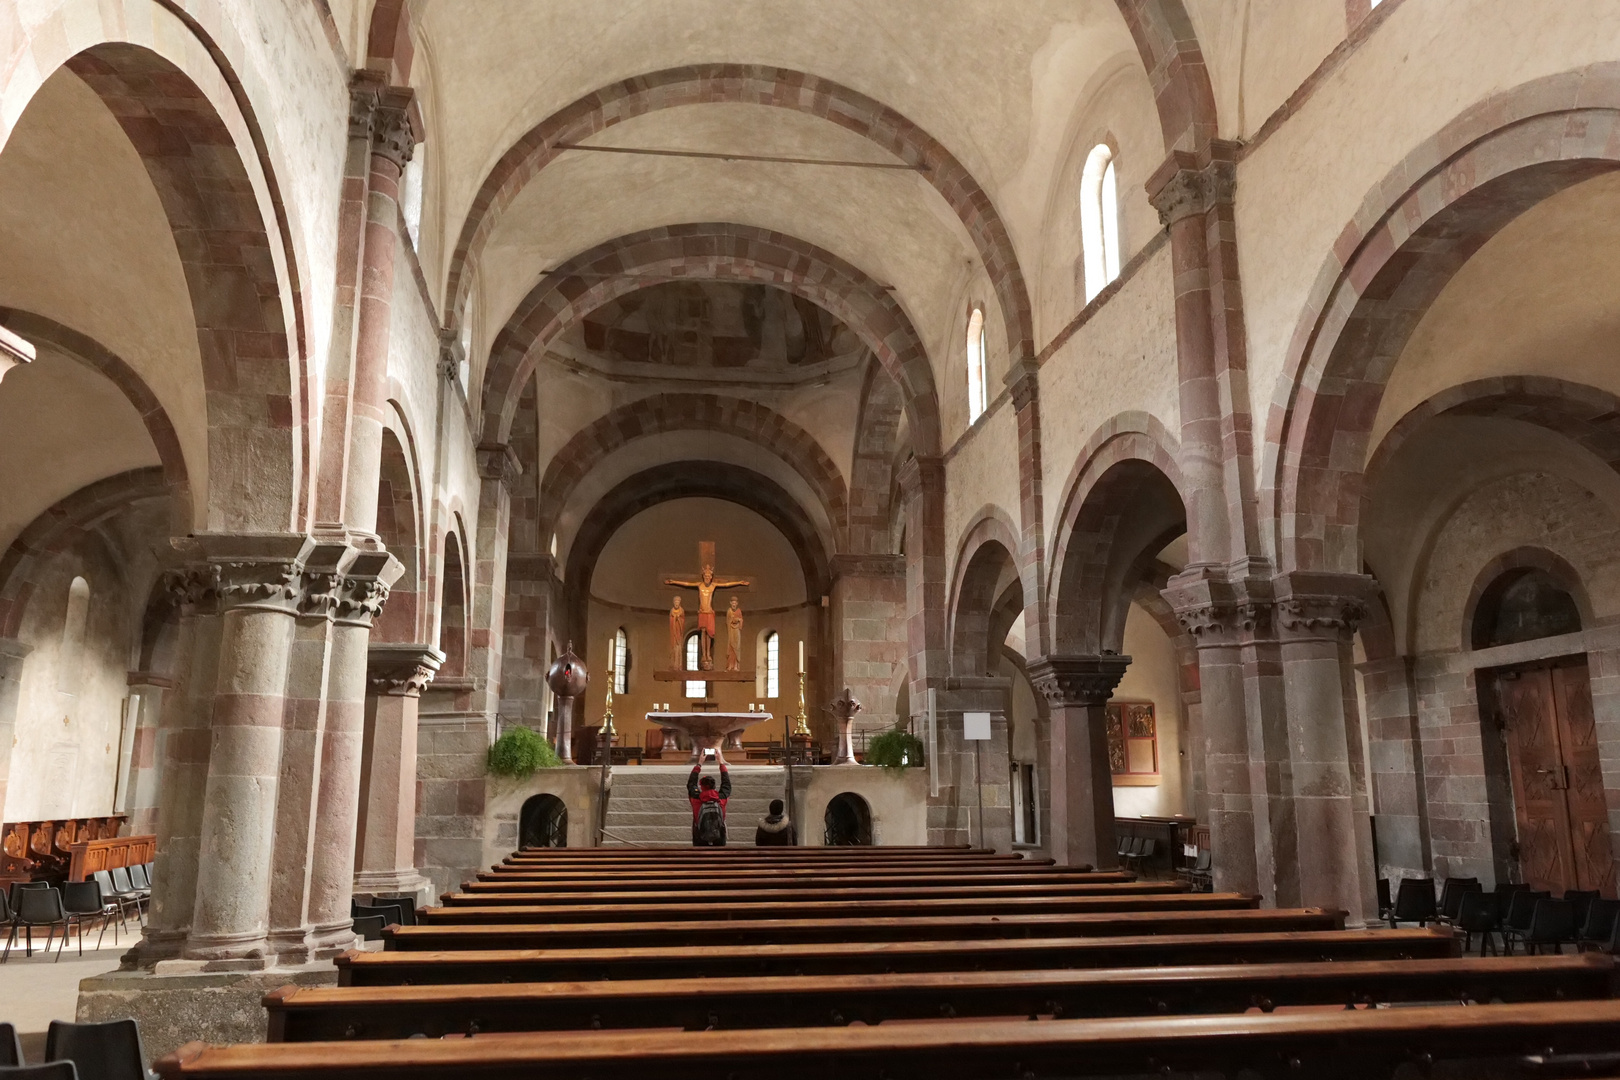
665;558;749;671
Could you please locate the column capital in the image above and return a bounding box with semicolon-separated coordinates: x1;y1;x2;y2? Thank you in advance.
895;455;944;499
1003;357;1040;412
1146;141;1238;226
438;324;465;383
368;643;444;697
477;442;522;491
370;86;418;171
1273;570;1375;641
1161;565;1273;643
1027;654;1131;708
0;323;34;386
176;534;318;616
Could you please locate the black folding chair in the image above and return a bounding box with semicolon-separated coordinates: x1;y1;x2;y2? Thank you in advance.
1502;889;1552;954
366;894;417;926
58;882;112;958
1522;898;1578;955
91;873;141;929
0;1064;79;1079
45;1018;150;1080
1436;877;1479;925
351;914;387;942
1577;898;1620;952
1455;890;1501;956
0;1022;23;1066
1375;877;1392;922
4;887;69;961
1387;877;1437;928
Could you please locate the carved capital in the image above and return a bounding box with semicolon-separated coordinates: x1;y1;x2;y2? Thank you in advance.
370;87;417;170
827;688;864;721
367;642;444;697
1027;654;1131;708
0;324;34;386
1273;571;1375;641
347;73;382;141
1003;357;1040;412
1161;566;1272;644
1147;144;1238;226
438;325;465;383
477;442;522;491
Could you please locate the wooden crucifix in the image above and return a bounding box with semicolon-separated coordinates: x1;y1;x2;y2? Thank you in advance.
664;541;750;672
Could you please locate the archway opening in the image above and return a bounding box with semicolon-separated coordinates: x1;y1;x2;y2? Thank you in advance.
824;792;873;846
1471;568;1583;651
519;793;568;849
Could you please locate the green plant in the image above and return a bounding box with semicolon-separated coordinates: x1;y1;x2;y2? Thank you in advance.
865;729;925;771
487;725;563;777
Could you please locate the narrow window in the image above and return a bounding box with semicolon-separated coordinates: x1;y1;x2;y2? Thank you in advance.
613;628;628;695
965;306;988;423
765;632;781;698
1081;143;1122;302
57;576;91;694
684;632;706;699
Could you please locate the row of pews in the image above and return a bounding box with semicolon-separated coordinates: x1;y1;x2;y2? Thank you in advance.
157;846;1620;1079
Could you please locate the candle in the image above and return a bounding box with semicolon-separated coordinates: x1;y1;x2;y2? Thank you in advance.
607;637;615;673
798;640;805;674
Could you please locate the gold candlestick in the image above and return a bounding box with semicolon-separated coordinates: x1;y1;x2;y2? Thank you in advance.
601;661;616;739
792;669;811;737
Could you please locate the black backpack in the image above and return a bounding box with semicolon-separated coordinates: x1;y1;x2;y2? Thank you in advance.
695;799;726;846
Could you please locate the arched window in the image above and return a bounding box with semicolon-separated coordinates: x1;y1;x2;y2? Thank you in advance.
612;628;628;695
57;576;90;694
1081;143;1121;302
684;632;706;699
765;632;781;698
965;306;988;423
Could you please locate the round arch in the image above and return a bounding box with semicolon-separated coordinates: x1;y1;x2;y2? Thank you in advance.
948;510;1024;679
480;223;941;454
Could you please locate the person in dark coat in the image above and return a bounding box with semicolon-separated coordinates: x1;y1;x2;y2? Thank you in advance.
687;760;731;846
754;798;796;846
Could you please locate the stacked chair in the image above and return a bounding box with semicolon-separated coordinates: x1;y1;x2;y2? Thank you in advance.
139;846;1620;1079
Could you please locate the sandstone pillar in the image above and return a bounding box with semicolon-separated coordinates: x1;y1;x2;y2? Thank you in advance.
0;638;32;817
1163;568;1268;898
1358;654;1430;883
136;570;222;964
828;555;907;738
306;555;401;953
183;536;312;965
121;673;170;834
897;458;947;710
354;642;441;903
470;445;519;723
1275;572;1378;924
930;678;1014;850
498;553;561;729
1028;655;1129;869
341;84;417;537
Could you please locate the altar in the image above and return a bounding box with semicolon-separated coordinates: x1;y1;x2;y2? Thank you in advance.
650;710;773;764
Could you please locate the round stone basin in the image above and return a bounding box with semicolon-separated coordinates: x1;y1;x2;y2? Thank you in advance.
647;712;773;763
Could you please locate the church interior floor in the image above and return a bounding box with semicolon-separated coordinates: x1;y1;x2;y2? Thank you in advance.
0;928;125;1060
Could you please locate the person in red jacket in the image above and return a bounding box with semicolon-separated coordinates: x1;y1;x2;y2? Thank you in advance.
687;760;732;846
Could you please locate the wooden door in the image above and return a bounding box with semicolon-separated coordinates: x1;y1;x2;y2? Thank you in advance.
1492;660;1616;895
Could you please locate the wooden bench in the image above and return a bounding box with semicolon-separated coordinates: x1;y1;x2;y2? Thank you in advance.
444;880;1183;906
417;892;1259;925
478;864;1102;883
509;845;983;855
266;952;1618;1041
382;908;1346;951
159;999;1620;1079
465;870;1138;892
494;856;1048;872
336;927;1459;985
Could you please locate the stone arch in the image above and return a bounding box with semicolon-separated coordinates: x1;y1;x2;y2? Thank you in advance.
1111;0;1218;154
438;529;469;677
364;0;414;84
1462;547;1592;653
444;64;1033;364
562;462;832;669
537;394;848;547
1266;65;1620;573
949;510;1024;678
0;309;192;535
848;364;907;556
372;428;421;644
0;469;169;641
44;43;304;533
481;223;942;454
1049;418;1187;655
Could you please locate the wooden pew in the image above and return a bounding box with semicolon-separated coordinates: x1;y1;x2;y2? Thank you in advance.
336;927;1459;985
417;892;1259;925
443;880;1183;906
478;864;1101;883
510;845;977;854
159;999;1620;1079
465;870;1139;892
493;856;1048;872
382;908;1346;951
266;953;1618;1041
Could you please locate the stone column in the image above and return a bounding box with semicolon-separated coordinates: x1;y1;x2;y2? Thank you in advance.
354;642;441;905
183;536;313;966
136;569;222;965
1163;568;1268;899
897;458;947;711
307;554;400;954
498;553;562;730
469;444;519;723
1358;654;1430;884
931;677;1014;850
342;85;418;537
828;555;907;739
121;674;171;834
1275;572;1377;924
0;639;32;817
1028;655;1129;869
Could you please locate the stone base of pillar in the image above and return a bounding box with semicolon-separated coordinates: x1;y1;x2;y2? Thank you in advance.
305;918;358;959
353;868;436;909
180;929;272;969
77;964;336;1063
121;928;188;970
264;928;319;968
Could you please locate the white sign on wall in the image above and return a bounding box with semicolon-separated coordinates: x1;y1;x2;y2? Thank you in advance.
963;711;992;741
